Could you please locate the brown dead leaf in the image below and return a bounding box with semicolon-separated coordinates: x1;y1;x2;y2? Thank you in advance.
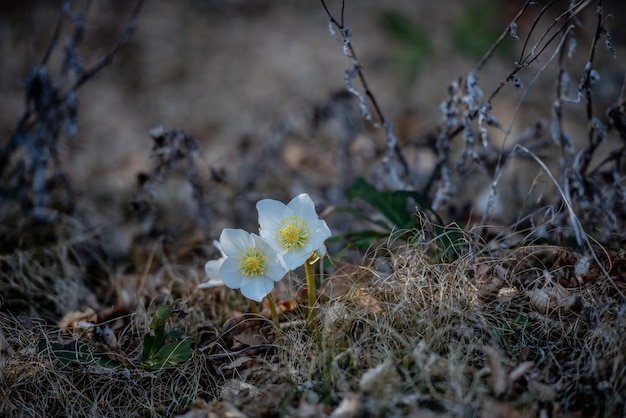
288;399;329;418
110;273;144;312
484;345;508;396
221;379;260;402
528;380;558;402
474;259;508;302
221;356;255;373
259;285;298;318
58;307;97;333
359;359;402;398
95;324;119;349
232;327;268;348
527;280;573;315
509;361;534;383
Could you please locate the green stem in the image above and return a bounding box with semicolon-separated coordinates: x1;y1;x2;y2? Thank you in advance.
267;293;280;328
250;300;258;314
305;256;317;308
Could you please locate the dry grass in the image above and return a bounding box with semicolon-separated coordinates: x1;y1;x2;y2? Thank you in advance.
0;305;217;417
2;221;624;417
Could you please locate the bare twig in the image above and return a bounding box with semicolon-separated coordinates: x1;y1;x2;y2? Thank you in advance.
320;0;411;188
74;0;144;90
577;0;607;175
0;0;145;217
476;0;533;73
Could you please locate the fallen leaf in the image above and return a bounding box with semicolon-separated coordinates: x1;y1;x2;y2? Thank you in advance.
359;359;402;398
484;345;508;396
528;380;557;402
58;307;97;333
221;356;254;373
509;361;534;383
232;327;268;348
221;379;260;402
474;259;508;302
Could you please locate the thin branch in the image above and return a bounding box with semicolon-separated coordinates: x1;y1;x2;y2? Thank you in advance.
518;0;556;63
476;0;533;73
577;0;606;175
39;1;66;66
73;0;145;90
319;0;411;187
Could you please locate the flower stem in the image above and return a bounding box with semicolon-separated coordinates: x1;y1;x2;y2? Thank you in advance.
305;255;317;308
267;293;280;328
250;300;258;314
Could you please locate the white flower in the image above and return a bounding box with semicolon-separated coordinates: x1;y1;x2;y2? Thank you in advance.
218;228;289;302
199;240;226;289
257;193;331;270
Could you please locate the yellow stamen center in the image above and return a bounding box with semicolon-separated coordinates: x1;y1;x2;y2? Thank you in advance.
276;216;310;250
237;248;267;278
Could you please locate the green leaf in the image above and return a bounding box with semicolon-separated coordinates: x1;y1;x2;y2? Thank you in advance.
432;223;467;263
329;229;390;250
142;304;173;363
47;341;121;369
346;178;435;229
167;329;182;340
146;339;193;370
142;332;164;363
331;206;392;230
151;305;172;331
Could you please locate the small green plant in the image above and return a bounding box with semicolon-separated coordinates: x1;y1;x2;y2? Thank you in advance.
331;178;467;262
141;303;193;370
329;178;434;249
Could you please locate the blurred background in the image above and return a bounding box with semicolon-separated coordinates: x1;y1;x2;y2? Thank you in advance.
1;0;625;242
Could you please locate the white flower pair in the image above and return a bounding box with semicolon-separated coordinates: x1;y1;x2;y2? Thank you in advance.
200;193;331;302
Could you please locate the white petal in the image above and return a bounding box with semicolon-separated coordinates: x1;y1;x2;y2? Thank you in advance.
240;277;274;302
213;240;226;257
257;199;291;229
250;233;273;252
288;193;318;222
315;244;327;258
306;220;331;252
219;229;251;257
219;258;244;289
282;249;311;270
265;256;289;281
198;278;224;289
205;258;225;281
316;219;332;240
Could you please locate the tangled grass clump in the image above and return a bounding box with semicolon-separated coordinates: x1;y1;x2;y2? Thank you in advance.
0;311;216;417
273;229;626;417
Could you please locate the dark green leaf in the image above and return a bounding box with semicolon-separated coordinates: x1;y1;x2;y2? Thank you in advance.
167;329;182;340
330;229;390;250
331;206;392;230
347;178;435;228
48;341;121;369
146;339;193;370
